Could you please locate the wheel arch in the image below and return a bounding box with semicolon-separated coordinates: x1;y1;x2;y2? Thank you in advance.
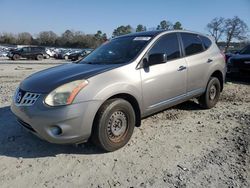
210;70;224;92
93;93;142;128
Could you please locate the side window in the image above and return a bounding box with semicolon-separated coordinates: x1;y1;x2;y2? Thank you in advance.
22;47;29;52
181;33;204;56
200;35;212;49
240;45;250;54
148;33;180;61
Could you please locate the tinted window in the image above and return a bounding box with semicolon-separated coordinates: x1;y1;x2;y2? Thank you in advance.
181;33;204;56
200;35;212;49
149;33;180;61
22;47;29;52
240;45;250;54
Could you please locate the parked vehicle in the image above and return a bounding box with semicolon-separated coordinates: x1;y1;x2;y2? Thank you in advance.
227;44;250;76
45;48;56;58
8;46;47;60
11;30;226;151
0;50;8;57
55;49;75;60
68;49;93;61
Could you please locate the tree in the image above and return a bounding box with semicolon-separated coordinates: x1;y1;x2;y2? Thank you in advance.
206;17;225;43
112;25;132;37
173;21;183;30
17;32;33;45
156;20;173;30
37;31;57;46
0;32;17;44
224;16;248;52
95;30;107;41
136;24;147;32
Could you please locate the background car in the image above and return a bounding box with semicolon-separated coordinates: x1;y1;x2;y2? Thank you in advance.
8;46;47;60
227;44;250;77
0;50;8;57
68;49;93;61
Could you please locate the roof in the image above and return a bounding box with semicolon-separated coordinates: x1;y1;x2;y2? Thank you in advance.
116;30;165;38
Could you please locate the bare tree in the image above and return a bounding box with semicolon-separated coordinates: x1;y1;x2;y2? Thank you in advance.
224;16;248;52
37;31;57;46
206;17;225;43
17;32;33;45
0;32;17;44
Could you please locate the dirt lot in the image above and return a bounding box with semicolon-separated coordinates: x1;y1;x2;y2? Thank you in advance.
0;58;249;188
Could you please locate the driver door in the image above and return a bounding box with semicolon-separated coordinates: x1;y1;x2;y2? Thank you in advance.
140;33;187;113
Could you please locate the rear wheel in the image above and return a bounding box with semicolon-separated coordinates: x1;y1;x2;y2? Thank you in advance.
36;54;43;60
12;54;20;60
64;55;68;60
199;77;221;109
91;99;135;152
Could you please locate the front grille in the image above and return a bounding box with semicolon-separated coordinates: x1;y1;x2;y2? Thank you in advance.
15;88;40;106
17;118;36;132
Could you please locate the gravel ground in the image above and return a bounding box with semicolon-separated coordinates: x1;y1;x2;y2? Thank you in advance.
0;58;249;188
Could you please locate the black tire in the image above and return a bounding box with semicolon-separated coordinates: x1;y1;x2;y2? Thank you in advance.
36;54;43;60
91;98;135;152
199;77;221;109
12;54;20;60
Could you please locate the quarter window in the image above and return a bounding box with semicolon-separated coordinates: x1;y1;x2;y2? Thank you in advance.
200;35;212;49
148;33;180;61
181;33;204;56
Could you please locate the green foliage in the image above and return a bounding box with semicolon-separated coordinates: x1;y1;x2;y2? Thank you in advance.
1;17;247;51
136;24;147;32
112;25;132;37
173;22;183;30
156;20;173;30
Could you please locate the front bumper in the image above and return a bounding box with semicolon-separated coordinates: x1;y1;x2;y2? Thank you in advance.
11;94;102;144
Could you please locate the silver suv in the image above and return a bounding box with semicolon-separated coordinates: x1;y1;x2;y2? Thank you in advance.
11;30;226;151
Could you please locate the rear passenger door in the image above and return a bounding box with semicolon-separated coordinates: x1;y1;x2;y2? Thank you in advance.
180;33;210;94
140;33;187;112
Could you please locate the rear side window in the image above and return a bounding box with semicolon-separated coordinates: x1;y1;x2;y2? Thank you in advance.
181;33;204;56
240;45;250;54
200;35;212;49
149;33;180;61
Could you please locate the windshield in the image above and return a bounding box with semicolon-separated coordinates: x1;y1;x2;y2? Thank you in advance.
239;45;250;54
79;36;152;64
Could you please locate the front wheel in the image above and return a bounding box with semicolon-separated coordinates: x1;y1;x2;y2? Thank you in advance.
91;99;135;152
12;54;20;60
199;77;221;109
36;54;43;60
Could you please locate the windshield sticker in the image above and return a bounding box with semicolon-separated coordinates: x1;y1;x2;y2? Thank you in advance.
133;37;151;41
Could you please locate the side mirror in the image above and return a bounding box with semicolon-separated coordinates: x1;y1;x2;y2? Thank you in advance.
145;53;167;67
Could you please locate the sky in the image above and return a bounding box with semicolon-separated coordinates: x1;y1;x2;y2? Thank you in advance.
0;0;249;37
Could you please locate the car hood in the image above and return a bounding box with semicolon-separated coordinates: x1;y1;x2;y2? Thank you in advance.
230;54;250;60
20;63;121;93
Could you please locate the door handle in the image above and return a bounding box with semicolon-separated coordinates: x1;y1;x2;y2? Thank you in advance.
207;59;213;63
178;66;187;71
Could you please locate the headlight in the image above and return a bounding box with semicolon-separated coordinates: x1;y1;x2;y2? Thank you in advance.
45;80;88;106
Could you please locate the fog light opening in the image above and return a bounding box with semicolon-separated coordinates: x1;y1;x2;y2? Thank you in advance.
50;126;62;136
